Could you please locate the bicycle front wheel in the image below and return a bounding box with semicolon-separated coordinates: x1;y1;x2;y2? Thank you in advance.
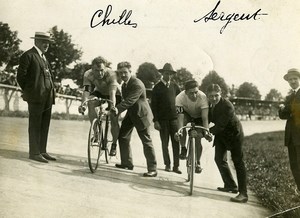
187;138;195;195
88;118;103;173
103;115;111;164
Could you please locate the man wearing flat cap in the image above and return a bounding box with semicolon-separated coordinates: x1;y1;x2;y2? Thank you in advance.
279;68;300;193
17;32;56;163
151;63;182;174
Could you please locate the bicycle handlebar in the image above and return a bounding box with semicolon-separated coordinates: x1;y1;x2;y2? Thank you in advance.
176;123;213;143
177;125;210;135
79;97;114;115
81;97;114;107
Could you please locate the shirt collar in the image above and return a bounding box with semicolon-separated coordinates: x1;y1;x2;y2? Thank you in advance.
34;46;43;57
124;75;132;85
294;87;300;93
161;78;170;86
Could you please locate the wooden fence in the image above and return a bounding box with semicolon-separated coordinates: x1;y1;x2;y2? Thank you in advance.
0;84;82;115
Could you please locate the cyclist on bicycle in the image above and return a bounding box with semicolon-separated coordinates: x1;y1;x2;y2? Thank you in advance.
175;80;212;173
78;56;121;156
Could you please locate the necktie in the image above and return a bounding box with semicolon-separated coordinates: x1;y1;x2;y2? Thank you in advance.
41;54;49;68
211;105;215;118
291;90;296;101
41;54;53;89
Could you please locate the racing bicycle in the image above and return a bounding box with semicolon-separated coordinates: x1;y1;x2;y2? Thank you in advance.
176;122;211;195
80;97;113;173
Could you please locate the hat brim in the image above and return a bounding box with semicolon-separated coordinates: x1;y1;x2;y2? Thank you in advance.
158;69;176;74
30;36;53;42
284;72;300;81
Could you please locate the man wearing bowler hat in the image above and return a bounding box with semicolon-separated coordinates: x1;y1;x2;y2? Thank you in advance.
151;63;182;174
17;32;56;163
279;68;300;193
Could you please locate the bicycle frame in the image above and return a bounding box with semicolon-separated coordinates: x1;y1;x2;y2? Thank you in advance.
177;122;210;195
81;97;114;172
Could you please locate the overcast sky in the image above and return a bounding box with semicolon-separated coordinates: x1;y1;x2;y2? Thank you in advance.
1;0;300;97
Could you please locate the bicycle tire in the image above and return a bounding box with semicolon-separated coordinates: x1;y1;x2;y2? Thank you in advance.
88;118;103;173
103;115;111;164
188;138;195;195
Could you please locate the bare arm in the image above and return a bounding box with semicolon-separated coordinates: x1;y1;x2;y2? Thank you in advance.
201;108;209;128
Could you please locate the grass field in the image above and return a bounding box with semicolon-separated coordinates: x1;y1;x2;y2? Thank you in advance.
244;131;300;217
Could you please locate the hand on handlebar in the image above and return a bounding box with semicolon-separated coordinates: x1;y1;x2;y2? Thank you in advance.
174;132;181;142
279;104;285;110
204;132;213;142
110;106;118;116
78;105;86;115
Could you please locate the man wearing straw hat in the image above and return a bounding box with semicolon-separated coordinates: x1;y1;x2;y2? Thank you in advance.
279;68;300;194
17;32;56;163
151;63;182;174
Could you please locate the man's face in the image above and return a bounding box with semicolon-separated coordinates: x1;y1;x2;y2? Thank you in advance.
208;91;221;106
162;71;172;82
117;67;131;82
35;39;50;53
287;75;300;90
185;87;199;102
92;62;105;76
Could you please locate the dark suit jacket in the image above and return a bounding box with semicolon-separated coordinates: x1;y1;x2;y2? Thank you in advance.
116;76;152;131
209;98;243;149
151;81;180;121
279;89;300;146
17;47;55;104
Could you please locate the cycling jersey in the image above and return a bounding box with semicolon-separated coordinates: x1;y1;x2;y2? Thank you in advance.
175;90;209;118
83;68;120;95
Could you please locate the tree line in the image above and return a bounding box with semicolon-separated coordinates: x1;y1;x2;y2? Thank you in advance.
0;22;283;102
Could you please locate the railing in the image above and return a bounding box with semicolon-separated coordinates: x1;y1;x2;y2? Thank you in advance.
0;84;81;115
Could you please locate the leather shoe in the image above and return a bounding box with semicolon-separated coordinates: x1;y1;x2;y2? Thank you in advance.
230;193;248;203
109;143;117;156
29;154;48;163
195;166;203;174
143;171;157;177
165;165;171;172
173;167;182;174
115;163;134;170
217;187;238;193
41;153;56;161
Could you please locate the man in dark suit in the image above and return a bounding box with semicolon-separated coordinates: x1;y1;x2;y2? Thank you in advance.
279;68;300;193
151;63;181;174
207;84;248;203
17;32;56;163
111;61;157;177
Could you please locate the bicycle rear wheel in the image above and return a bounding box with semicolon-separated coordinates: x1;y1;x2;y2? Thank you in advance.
187;138;195;195
88;118;104;173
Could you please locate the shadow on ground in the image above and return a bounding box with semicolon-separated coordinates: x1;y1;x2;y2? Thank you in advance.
0;148;232;203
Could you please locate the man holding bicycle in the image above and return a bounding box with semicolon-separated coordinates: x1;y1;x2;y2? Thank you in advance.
175;80;211;173
78;56;121;156
207;84;248;203
111;61;158;177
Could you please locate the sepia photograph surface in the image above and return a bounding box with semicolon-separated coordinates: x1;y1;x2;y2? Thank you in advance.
1;0;300;217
